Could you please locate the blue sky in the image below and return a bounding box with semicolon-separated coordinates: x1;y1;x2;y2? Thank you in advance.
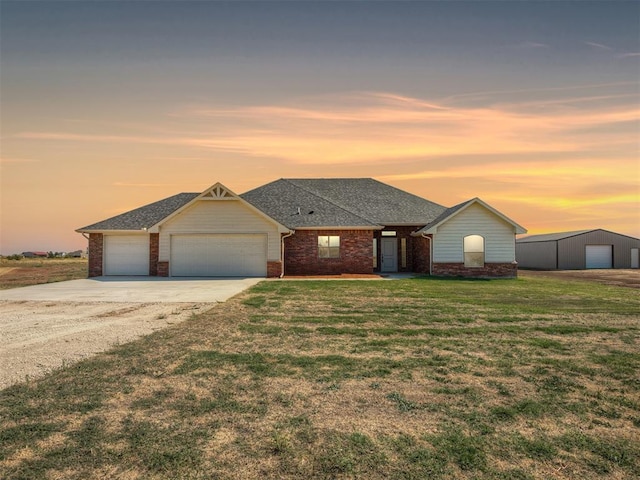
1;1;638;252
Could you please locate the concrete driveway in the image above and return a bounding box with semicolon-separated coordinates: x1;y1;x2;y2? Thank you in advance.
0;276;263;303
0;277;262;388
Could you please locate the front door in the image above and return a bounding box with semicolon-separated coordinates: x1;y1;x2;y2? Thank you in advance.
381;238;398;272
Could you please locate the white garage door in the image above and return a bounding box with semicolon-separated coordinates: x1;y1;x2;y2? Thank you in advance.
104;235;150;275
585;245;613;269
171;234;267;277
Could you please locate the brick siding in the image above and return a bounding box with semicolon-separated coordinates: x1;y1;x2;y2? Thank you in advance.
149;233;159;276
157;261;169;277
412;234;432;273
88;233;103;277
267;261;282;277
432;262;518;278
285;230;373;275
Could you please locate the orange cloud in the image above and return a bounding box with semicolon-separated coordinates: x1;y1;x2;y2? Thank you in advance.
17;90;637;166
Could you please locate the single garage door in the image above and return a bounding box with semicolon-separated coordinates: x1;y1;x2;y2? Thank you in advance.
171;234;267;277
585;245;613;269
104;235;150;275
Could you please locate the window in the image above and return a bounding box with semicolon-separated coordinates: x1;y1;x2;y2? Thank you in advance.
318;235;340;258
373;238;378;267
381;231;397;237
464;235;484;268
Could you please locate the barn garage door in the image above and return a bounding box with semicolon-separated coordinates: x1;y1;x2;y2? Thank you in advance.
585;245;613;269
104;235;150;275
171;234;267;277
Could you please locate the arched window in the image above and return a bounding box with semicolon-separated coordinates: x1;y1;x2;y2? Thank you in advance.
464;235;484;268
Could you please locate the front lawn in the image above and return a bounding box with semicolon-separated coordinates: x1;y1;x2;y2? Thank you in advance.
1;276;639;479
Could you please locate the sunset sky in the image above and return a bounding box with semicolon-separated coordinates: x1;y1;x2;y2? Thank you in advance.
1;1;638;254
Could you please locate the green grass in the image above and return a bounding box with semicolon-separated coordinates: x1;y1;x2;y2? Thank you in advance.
1;275;639;479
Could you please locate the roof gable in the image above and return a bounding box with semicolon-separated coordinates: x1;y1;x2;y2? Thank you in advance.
150;182;290;233
76;183;291;233
414;198;527;235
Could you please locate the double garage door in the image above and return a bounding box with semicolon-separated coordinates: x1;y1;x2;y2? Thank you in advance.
170;234;267;277
103;234;267;277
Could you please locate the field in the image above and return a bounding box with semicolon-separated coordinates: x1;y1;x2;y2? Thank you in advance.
1;274;639;479
0;258;87;289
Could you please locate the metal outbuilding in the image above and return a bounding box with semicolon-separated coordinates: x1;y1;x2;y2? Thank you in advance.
516;229;640;270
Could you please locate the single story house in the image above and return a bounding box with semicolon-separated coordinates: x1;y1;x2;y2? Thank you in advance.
516;229;640;270
76;178;527;278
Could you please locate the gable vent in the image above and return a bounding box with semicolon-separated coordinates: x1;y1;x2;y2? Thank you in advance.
204;185;234;199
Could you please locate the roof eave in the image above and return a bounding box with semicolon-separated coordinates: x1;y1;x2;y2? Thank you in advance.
411;227;437;236
293;226;383;230
75;229;150;234
377;222;430;227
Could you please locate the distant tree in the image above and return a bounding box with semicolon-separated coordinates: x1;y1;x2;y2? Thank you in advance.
47;251;55;258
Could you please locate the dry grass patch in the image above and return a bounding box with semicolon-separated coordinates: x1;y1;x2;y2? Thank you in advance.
1;276;639;479
0;258;87;289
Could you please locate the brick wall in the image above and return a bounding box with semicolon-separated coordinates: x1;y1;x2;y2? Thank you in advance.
267;261;282;278
432;262;518;278
88;233;103;277
157;261;169;277
285;230;373;275
149;233;159;276
412;234;432;273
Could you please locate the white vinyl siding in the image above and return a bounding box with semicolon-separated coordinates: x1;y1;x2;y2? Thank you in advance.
433;203;515;263
585;245;613;269
158;200;280;262
170;234;266;276
104;235;149;275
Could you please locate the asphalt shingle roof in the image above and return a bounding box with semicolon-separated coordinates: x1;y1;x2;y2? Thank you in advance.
78;178;450;232
77;193;199;231
241;178;447;229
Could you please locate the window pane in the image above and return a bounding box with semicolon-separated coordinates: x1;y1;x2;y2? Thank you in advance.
373;239;377;267
465;252;484;268
381;231;397;237
464;235;484;253
318;235;340;258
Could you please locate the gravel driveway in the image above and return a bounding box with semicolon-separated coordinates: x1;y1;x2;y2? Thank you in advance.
0;277;261;389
